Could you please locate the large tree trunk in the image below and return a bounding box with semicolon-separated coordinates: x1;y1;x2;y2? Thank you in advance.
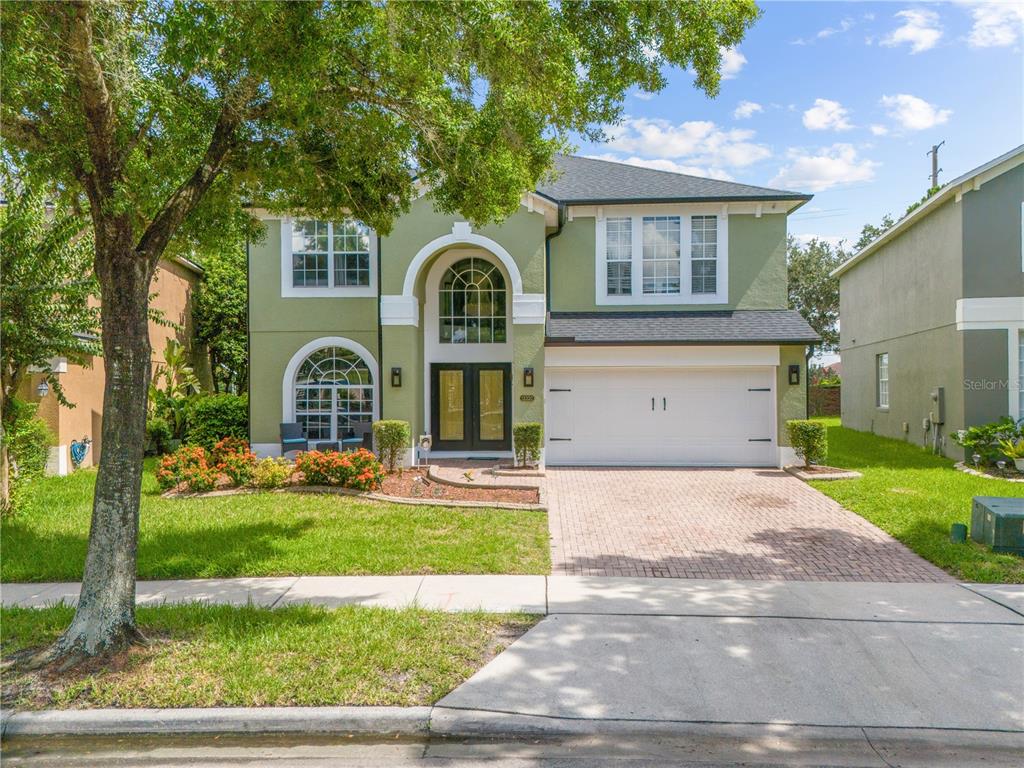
48;234;155;663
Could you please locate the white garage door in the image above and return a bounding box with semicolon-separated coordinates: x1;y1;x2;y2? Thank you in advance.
545;367;776;466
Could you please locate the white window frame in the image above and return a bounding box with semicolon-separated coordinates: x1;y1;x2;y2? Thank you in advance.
594;204;728;305
280;215;378;298
876;352;889;410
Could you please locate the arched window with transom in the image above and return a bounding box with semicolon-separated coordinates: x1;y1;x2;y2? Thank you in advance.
439;257;507;344
294;346;374;443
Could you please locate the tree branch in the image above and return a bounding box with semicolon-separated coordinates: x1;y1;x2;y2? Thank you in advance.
64;1;119;190
135;79;256;263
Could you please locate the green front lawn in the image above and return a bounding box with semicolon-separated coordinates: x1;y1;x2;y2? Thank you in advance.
1;464;550;582
810;418;1024;583
1;603;537;709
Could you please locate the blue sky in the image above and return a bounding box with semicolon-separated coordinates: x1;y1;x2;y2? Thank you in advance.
573;1;1023;248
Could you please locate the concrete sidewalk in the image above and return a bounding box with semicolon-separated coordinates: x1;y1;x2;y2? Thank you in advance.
436;580;1024;734
3;576;1023;621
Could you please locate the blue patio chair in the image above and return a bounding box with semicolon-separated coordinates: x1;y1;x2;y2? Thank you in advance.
341;422;374;452
280;422;309;456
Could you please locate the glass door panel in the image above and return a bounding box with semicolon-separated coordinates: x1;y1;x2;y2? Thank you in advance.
438;369;465;441
478;369;506;442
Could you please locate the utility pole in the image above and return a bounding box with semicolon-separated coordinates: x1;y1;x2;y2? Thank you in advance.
927;141;944;189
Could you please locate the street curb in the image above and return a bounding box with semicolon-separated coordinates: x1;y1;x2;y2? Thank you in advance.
0;706;431;738
4;705;1023;756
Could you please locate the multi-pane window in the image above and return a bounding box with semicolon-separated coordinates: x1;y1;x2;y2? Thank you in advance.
292;219;371;288
605;217;632;295
876;353;889;409
690;215;718;294
641;216;681;294
439;257;507;344
294;346;374;443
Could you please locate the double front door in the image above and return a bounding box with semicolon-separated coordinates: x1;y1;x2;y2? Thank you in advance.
431;363;511;451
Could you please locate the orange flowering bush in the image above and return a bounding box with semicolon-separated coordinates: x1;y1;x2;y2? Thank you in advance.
212;436;251;464
156;445;216;492
212;437;256;486
295;448;383;491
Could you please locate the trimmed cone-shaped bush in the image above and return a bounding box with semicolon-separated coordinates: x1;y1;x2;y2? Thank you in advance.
785;419;827;469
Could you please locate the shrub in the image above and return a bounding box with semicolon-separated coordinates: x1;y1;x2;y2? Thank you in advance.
513;422;543;467
295;448;383;491
2;400;54;513
785;419;827;468
212;436;250;464
219;448;256;487
185;394;248;451
156;445;214;492
145;416;173;455
253;457;293;489
347;447;385;491
373;420;410;472
954;417;1022;465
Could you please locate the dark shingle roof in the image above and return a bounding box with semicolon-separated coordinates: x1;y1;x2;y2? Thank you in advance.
546;310;820;346
536;155;811;205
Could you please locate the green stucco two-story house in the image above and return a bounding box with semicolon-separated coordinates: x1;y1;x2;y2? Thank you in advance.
248;155;818;467
834;145;1024;458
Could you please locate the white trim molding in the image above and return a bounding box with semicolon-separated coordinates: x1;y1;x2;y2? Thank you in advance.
280;337;381;424
45;445;69;476
512;293;546;324
955;296;1024;329
278;216;379;299
545;344;781;368
381;295;420;327
401;222;524;299
593;205;729;306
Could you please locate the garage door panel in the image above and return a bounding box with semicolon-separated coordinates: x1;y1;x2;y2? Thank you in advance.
545;367;775;466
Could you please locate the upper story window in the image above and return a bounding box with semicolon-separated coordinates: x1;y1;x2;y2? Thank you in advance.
282;217;376;298
876;353;889;409
690;215;718;294
439;257;507;344
605;217;632;296
641;216;681;295
292;219;370;288
596;211;727;305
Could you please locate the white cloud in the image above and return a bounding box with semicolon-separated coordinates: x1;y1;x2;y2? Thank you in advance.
881;9;943;53
605;117;771;169
869;124;889;136
791;233;848;248
588;154;734;182
719;46;746;79
734;100;764;119
802;99;853;131
965;2;1024;47
770;144;879;192
791;17;855;45
633;91;655;101
880;94;952;131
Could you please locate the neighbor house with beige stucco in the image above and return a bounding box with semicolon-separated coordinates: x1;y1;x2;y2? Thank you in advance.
248;155;818;467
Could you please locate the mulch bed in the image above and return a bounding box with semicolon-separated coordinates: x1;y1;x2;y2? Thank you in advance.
380;469;539;504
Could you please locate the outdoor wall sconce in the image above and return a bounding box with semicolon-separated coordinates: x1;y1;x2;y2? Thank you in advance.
391;367;402;388
36;380;50;398
788;365;800;386
523;367;535;388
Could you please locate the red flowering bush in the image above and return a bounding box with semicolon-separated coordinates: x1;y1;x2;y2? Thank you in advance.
156;445;216;492
295;448;383;491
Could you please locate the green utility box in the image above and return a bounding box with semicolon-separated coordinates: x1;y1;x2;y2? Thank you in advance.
971;497;1024;555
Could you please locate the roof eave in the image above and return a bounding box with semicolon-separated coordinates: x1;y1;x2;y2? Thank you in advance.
832;144;1024;278
548;194;812;207
543;337;820;347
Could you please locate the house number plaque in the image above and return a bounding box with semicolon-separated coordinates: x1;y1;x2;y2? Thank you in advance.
519;394;535;402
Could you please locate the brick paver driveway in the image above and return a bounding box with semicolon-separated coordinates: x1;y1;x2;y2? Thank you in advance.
546;467;950;582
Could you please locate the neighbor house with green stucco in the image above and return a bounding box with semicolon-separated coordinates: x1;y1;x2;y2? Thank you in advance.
248;155;818;467
834;145;1024;458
